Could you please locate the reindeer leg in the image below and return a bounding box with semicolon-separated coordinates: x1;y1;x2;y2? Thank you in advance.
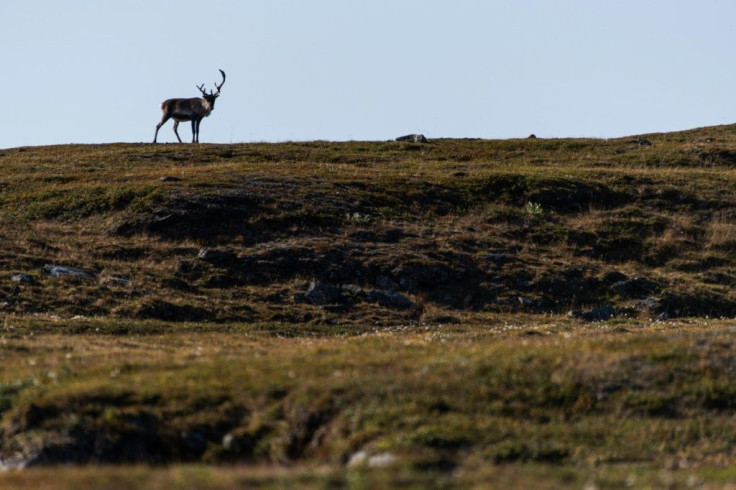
191;120;197;143
173;121;182;144
195;119;203;143
153;115;170;143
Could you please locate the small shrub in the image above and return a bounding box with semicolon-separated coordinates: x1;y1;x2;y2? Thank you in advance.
525;201;544;217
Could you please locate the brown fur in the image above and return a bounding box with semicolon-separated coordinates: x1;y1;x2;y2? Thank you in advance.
153;70;225;144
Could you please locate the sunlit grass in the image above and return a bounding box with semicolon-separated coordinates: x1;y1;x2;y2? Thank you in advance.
1;317;736;486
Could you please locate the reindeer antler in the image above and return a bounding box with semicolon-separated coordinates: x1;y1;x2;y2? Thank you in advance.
215;69;226;94
196;83;208;96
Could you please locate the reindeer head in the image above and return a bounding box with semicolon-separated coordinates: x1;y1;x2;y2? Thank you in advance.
196;69;226;107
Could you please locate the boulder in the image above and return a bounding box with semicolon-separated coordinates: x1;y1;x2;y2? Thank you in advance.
10;274;33;284
301;282;345;306
43;265;94;280
396;134;429;143
569;306;616;322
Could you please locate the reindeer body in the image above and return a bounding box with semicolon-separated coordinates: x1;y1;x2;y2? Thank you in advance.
154;70;225;143
167;97;214;120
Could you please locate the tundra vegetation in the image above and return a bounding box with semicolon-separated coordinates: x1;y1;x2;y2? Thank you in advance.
1;127;736;488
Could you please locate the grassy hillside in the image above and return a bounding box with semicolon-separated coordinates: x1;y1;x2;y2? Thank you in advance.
2;127;736;487
3;130;736;323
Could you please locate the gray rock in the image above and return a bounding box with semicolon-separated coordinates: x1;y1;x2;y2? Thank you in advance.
367;290;413;309
341;284;364;295
569;306;616;322
0;454;32;470
396;134;429;143
348;450;369;468
43;265;94;280
366;452;398;468
102;275;132;286
638;296;661;310
348;450;398;468
637;296;667;320
518;296;534;308
10;273;33;284
222;433;238;451
304;282;345;306
586;306;616;321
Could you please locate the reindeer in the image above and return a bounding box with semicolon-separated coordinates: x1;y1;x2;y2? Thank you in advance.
153;69;226;143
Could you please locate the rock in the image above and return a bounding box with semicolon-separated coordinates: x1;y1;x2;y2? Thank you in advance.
366;452;398;468
348;450;398;468
303;282;345;306
0;454;31;470
518;297;534;308
587;306;616;321
341;284;363;295
348;450;369;468
637;138;652;146
102;275;132;286
637;296;666;318
528;134;537;139
10;273;33;284
160;176;181;182
222;433;238;451
569;305;616;322
340;284;365;302
366;290;413;309
43;265;94;280
396;134;429;143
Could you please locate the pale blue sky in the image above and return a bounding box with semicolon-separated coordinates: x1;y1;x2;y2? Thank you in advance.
2;1;735;148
